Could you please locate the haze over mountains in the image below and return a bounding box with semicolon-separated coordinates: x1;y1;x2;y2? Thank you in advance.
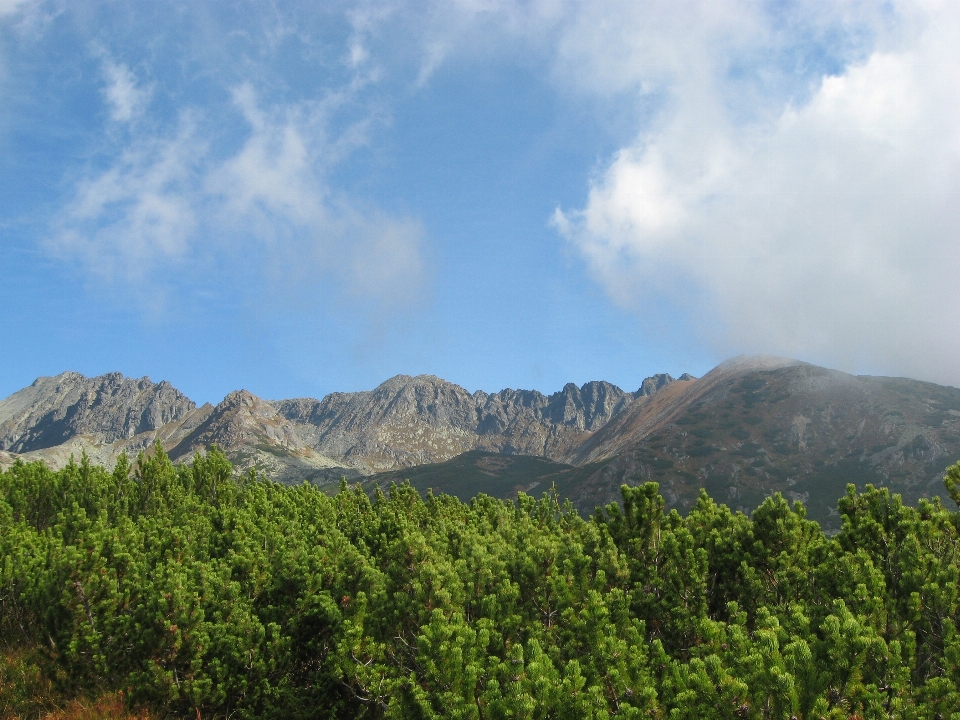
2;356;959;530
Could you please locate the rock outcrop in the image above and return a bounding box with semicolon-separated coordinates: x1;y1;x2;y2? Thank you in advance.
0;370;687;479
0;372;196;452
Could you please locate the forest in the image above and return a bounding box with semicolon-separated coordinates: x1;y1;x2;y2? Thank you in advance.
2;445;960;718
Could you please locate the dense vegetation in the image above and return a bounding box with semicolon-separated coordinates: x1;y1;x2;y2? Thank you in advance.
3;446;960;718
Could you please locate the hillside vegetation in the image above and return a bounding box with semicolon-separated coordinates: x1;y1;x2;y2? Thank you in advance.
7;359;960;538
3;447;960;718
362;362;960;533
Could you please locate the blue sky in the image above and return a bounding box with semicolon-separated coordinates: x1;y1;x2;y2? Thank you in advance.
2;0;959;404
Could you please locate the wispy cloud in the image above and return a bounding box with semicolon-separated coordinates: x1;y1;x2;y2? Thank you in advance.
48;15;425;318
0;0;31;18
210;85;327;230
207;84;424;308
50;116;203;281
98;55;152;123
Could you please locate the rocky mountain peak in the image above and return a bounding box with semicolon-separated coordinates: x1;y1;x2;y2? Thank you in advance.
0;371;196;453
220;389;261;409
372;374;416;392
538;381;634;431
8;359;960;535
637;373;676;397
0;367;695;480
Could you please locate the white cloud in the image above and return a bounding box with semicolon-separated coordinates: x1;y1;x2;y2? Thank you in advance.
100;58;151;123
0;0;31;18
553;0;960;385
37;0;959;382
207;85;424;308
209;85;326;229
342;209;425;307
50;118;202;282
52;80;424;313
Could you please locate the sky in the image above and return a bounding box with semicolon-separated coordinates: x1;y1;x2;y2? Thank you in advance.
2;0;959;405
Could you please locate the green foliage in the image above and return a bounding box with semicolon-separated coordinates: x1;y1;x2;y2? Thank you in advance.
3;448;960;717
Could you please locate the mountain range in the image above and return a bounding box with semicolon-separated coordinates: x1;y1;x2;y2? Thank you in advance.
2;355;959;530
0;366;692;482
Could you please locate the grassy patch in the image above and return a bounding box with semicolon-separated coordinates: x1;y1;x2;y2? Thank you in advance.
0;646;153;720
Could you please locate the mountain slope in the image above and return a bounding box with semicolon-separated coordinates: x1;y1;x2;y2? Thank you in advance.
273;374;671;470
546;358;960;529
0;372;196;452
5;358;957;532
364;450;589;503
571;356;795;464
0;370;686;479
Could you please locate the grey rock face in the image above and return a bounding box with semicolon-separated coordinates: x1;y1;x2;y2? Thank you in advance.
0;369;686;478
0;372;195;452
273;375;666;470
472;380;637;460
637;373;676;397
274;375;480;471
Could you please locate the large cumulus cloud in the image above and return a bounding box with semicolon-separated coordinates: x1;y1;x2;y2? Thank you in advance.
553;0;960;384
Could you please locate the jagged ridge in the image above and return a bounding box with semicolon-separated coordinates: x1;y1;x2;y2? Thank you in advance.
0;370;692;480
5;358;960;533
0;372;195;452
